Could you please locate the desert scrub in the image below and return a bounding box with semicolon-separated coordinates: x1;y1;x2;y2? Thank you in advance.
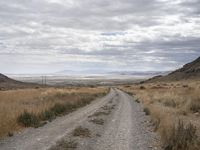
50;103;67;115
39;110;55;121
0;87;108;138
17;111;39;127
18;99;95;127
163;99;176;108
164;121;199;150
140;86;146;89
16;90;109;128
188;98;200;113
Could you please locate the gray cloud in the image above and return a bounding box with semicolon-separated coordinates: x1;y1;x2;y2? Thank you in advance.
0;0;200;73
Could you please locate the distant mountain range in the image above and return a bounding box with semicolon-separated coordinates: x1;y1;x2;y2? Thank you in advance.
108;71;170;76
146;56;200;82
1;56;200;89
56;70;169;77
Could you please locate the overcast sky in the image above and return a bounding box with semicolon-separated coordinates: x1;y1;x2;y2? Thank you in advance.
0;0;200;74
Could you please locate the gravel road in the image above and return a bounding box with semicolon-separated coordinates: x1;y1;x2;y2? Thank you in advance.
0;89;160;150
94;89;159;150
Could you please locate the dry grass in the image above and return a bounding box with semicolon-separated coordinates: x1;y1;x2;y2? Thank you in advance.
120;80;200;149
0;87;108;138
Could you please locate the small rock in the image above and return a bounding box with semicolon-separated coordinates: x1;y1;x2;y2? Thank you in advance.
194;112;199;116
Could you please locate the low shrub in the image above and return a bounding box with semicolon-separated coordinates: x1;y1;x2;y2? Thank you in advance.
164;121;199;150
140;86;146;90
50;103;66;115
17;92;108;129
143;107;151;115
127;92;133;96
17;111;39;127
135;99;140;103
40;110;55;121
189;98;200;113
163;99;176;108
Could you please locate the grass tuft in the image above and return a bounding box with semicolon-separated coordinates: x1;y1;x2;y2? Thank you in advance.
163;99;176;108
135;99;140;103
189;98;200;113
50;103;66;115
73;126;91;137
165;120;199;150
17;111;39;127
40;110;55;121
49;139;78;150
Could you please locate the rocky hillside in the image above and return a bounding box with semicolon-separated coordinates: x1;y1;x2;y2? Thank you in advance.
146;57;200;82
0;73;41;90
0;73;16;83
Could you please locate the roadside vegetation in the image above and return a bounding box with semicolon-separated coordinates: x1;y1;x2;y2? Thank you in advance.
0;87;108;138
120;80;200;150
73;126;91;137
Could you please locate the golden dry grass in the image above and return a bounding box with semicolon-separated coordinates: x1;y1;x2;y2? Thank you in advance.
120;80;200;149
0;87;108;138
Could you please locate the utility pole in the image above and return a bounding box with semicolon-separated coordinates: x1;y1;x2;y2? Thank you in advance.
41;76;47;86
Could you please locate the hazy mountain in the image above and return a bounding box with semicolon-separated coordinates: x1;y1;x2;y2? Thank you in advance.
55;70;169;77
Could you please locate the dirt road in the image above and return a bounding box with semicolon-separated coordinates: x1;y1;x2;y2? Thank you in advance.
0;89;160;150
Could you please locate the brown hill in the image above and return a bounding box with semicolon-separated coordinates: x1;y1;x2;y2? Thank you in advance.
0;73;41;90
145;57;200;82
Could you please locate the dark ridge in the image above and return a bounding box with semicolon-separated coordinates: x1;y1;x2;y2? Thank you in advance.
144;56;200;83
0;73;42;90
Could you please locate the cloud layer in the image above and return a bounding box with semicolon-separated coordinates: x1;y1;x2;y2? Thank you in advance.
0;0;200;73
